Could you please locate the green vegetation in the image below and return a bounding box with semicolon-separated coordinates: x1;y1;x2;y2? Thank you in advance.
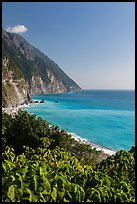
2;111;135;202
2;55;25;81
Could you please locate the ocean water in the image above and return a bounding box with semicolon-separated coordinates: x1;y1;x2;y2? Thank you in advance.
23;90;135;152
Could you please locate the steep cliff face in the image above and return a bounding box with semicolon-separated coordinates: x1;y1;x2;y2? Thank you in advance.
2;57;31;108
2;30;81;97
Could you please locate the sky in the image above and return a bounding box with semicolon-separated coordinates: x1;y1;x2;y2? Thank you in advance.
2;2;135;90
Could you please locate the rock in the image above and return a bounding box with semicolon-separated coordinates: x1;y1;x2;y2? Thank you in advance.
30;100;35;103
40;99;45;103
35;101;39;103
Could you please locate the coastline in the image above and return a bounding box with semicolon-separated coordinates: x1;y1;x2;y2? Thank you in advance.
2;102;117;156
68;132;116;156
2;104;30;116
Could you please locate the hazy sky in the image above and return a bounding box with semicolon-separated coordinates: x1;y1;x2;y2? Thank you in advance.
2;2;135;89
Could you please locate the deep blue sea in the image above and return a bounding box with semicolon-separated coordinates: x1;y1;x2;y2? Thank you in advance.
23;90;135;152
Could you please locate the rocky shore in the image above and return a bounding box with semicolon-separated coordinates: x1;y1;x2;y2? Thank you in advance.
2;104;29;116
2;99;45;116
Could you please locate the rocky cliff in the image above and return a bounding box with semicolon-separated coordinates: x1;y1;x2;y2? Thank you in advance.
2;30;81;107
2;57;31;108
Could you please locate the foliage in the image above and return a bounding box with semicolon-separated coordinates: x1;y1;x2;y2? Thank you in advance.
2;111;135;202
2;111;49;154
2;111;105;163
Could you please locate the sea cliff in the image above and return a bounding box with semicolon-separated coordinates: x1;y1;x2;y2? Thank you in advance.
2;30;81;108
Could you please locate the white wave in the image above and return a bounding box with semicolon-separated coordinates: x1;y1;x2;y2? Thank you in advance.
33;99;41;101
67;132;116;156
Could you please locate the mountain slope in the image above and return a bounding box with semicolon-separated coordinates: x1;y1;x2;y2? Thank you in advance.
2;30;81;95
2;56;31;108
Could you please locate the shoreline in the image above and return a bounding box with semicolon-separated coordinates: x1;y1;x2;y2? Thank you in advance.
68;132;116;156
2;102;117;156
2;104;30;116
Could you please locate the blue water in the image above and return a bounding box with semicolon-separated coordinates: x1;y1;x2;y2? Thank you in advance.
23;90;135;151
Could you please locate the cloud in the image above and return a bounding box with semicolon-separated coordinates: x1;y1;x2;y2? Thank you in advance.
6;25;28;33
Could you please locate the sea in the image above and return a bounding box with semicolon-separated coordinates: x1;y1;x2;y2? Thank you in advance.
23;90;135;153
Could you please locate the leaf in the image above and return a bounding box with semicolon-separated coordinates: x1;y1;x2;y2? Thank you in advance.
22;167;28;178
63;197;69;202
58;190;65;200
40;192;46;202
32;194;38;202
10;175;16;181
16;172;23;188
51;187;57;201
33;174;37;192
44;178;51;192
78;190;81;202
79;186;85;201
18;188;23;197
83;178;87;187
67;191;72;199
2;163;7;172
74;185;77;193
94;173;99;181
40;166;43;176
25;188;33;202
7;185;15;201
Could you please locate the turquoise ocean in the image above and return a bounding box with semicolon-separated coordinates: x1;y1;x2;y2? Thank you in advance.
23;90;135;152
